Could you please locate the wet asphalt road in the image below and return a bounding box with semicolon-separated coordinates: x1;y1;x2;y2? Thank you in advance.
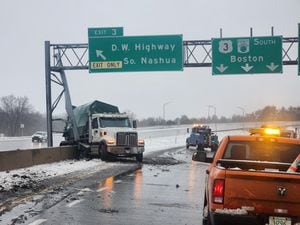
3;148;208;225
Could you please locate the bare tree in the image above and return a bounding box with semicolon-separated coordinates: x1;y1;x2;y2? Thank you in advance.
0;95;32;136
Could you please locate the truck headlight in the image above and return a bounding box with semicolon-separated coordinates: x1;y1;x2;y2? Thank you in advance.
107;139;116;145
138;139;145;145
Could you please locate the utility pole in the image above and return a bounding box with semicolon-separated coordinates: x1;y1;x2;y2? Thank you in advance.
237;106;245;130
163;102;172;121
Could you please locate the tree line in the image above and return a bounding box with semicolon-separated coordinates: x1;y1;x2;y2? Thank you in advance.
0;95;45;136
0;95;300;136
137;106;300;127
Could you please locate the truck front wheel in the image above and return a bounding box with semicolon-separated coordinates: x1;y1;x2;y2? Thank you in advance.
186;141;190;149
136;153;143;162
99;144;109;161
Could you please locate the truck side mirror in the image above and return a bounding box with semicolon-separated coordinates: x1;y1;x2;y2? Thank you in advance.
132;120;137;128
187;128;190;133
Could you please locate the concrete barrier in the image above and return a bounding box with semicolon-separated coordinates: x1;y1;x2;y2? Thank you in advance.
0;146;76;171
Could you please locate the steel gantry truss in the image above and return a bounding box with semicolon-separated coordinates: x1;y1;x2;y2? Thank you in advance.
45;37;298;146
184;37;298;67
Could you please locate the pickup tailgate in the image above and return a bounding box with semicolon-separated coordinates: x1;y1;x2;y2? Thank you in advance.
224;170;300;216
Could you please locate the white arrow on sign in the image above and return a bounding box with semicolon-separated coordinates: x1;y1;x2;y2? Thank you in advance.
241;63;253;72
266;62;279;72
96;50;107;60
216;64;228;73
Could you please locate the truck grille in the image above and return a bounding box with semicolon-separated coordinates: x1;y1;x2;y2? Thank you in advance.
116;132;138;146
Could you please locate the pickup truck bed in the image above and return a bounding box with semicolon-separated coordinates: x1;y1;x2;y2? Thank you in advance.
204;135;300;225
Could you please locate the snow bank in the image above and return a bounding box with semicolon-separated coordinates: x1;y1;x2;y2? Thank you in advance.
0;159;114;192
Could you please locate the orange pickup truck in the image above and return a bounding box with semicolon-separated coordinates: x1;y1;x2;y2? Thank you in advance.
203;132;300;225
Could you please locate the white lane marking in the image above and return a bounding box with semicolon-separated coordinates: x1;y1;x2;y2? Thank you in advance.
97;187;107;192
67;199;83;208
77;187;93;196
79;188;93;192
28;219;47;225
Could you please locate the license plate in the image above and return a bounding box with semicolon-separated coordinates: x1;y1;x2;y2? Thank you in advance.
269;216;291;225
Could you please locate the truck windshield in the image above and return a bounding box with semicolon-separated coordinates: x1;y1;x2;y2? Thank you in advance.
223;141;300;163
99;118;131;128
192;127;211;134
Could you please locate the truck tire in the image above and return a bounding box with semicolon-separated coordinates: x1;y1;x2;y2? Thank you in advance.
99;144;109;161
60;141;70;146
185;140;190;149
136;153;143;162
211;145;218;152
197;144;204;151
202;208;212;225
79;148;88;159
202;195;212;225
192;151;207;162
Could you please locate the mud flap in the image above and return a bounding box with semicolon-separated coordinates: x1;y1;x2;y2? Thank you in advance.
192;151;207;162
78;142;91;159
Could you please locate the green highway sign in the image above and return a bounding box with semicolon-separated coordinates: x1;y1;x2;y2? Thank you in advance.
88;35;183;73
212;36;282;75
88;27;123;37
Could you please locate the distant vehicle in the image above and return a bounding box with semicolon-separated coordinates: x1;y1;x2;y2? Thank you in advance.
249;125;298;139
32;131;47;142
186;124;219;151
201;126;300;225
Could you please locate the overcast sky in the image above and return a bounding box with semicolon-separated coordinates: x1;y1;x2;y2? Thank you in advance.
0;0;299;120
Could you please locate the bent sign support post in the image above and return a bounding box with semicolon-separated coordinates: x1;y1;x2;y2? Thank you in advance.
212;36;282;75
88;35;183;73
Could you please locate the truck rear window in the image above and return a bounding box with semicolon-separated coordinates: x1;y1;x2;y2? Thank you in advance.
223;141;300;164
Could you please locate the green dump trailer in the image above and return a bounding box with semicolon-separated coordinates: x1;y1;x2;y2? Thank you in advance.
63;100;120;142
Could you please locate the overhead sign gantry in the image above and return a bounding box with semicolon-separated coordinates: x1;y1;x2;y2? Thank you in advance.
45;27;298;146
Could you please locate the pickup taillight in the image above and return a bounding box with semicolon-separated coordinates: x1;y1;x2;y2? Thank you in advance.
213;179;225;204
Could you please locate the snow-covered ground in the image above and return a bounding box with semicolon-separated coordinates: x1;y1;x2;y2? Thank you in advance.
0;134;187;192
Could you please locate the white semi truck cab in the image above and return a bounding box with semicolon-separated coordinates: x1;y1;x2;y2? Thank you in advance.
61;100;144;162
89;113;145;162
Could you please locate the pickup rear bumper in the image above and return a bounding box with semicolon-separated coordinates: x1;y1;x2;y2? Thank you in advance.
211;212;299;225
210;212;263;225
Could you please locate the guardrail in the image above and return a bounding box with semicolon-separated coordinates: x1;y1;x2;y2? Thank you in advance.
1;122;299;171
0;146;76;171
